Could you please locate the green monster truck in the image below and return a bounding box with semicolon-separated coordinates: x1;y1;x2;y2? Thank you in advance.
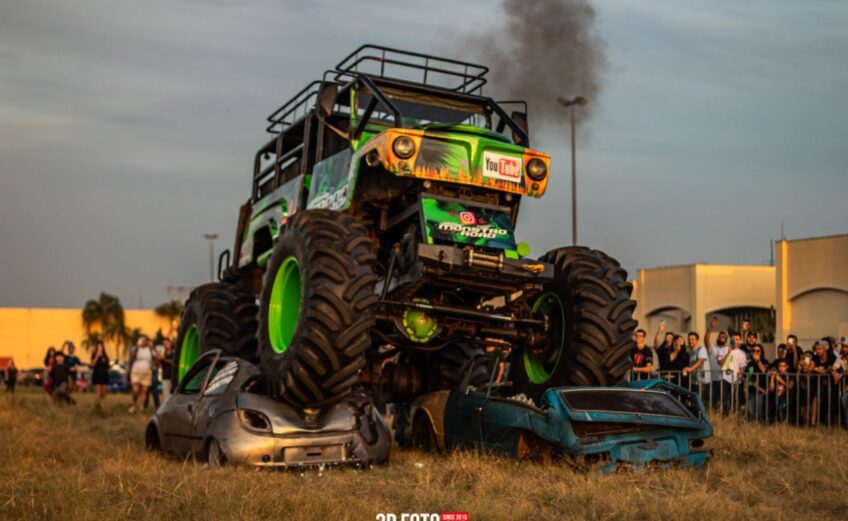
174;45;636;417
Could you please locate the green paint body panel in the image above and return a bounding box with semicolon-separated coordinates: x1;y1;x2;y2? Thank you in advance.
240;87;547;268
420;197;517;252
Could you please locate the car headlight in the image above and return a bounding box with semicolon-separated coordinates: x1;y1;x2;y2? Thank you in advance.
237;409;272;432
392;136;416;159
526;158;547;181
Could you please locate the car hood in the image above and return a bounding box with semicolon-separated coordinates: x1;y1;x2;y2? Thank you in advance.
236;393;358;436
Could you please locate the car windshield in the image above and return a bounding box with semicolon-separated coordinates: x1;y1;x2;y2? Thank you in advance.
560;389;692;418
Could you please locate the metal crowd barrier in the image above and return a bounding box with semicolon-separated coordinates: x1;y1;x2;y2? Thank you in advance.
628;368;848;428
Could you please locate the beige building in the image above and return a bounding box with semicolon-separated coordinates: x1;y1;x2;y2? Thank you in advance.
633;264;777;348
0;308;172;368
776;233;848;347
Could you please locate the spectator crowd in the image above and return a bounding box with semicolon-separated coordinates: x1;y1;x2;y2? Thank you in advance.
29;336;175;413
630;318;848;427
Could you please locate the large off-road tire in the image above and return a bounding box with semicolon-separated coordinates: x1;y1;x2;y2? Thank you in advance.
430;343;491;391
509;247;636;401
172;282;258;387
258;210;378;408
394;343;490;447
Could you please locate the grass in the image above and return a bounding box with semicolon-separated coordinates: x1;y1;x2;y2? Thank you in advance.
1;388;847;521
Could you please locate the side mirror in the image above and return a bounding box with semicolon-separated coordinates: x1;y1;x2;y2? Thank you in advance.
318;83;338;119
511;111;529;145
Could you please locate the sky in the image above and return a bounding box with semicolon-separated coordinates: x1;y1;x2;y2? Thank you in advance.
1;0;847;309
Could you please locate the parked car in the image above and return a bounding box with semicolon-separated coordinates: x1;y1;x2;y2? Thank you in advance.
410;355;713;472
21;368;45;386
146;350;390;468
108;370;128;393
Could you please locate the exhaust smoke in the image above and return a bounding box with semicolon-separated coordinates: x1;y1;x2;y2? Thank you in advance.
466;0;607;130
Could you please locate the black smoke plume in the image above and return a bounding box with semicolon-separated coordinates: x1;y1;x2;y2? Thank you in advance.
466;0;607;130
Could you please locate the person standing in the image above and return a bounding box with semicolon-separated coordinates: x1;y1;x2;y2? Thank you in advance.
785;334;803;373
43;346;56;398
745;345;769;421
702;317;724;410
833;337;848;427
812;340;836;425
4;360;17;394
159;338;175;401
64;341;81;394
659;335;688;387
91;341;110;409
49;352;74;406
769;358;793;422
653;322;674;372
128;336;154;414
630;329;654;380
682;332;708;399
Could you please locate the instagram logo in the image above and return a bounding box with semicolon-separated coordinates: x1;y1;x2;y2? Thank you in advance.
459;211;476;225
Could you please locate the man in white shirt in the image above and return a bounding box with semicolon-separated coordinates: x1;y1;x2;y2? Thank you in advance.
707;318;748;412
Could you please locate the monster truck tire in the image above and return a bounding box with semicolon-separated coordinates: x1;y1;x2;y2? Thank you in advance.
172;282;258;387
394;343;489;447
258;210;378;408
430;343;491;391
509;247;636;400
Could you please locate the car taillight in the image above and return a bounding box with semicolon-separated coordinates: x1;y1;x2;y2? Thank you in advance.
237;409;272;432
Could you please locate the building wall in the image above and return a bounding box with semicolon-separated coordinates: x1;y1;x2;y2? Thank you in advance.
776;234;848;347
634;264;776;347
0;308;172;369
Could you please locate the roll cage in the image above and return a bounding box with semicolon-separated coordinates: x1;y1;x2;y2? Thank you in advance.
252;45;530;201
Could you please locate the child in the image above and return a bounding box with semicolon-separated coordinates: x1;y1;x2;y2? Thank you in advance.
49;352;75;406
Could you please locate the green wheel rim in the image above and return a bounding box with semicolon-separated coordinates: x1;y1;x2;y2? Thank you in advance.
524;292;565;385
268;256;302;354
179;324;200;382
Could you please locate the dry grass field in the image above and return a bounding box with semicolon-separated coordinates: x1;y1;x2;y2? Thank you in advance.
1;387;846;521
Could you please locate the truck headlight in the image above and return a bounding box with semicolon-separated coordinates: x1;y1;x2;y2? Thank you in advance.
526;158;547;181
392;136;416;159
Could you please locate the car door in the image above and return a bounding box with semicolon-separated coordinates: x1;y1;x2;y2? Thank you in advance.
189;360;240;454
158;351;219;456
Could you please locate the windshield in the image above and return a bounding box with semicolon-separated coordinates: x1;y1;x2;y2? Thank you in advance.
355;87;490;130
560;389;692;418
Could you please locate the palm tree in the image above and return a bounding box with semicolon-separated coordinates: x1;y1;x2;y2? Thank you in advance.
82;292;128;356
81;331;103;354
154;300;184;336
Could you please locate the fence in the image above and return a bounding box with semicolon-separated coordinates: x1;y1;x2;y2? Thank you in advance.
629;368;848;428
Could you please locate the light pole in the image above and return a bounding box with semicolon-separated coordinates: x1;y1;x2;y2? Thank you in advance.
557;96;589;246
204;233;219;281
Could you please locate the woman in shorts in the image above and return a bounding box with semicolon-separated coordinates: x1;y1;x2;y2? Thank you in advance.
128;336;154;413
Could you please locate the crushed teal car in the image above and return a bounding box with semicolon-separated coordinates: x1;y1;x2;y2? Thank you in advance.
409;357;713;472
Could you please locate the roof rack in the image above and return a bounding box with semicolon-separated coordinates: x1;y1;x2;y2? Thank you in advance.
266;80;322;134
335;44;488;95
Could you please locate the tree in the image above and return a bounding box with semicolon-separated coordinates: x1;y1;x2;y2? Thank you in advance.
82;292;129;356
81;331;103;354
154;300;184;336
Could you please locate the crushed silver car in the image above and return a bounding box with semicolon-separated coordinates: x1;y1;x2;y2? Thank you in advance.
145;350;390;468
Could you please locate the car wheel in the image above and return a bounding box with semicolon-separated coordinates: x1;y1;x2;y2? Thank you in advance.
207;439;226;468
145;424;161;452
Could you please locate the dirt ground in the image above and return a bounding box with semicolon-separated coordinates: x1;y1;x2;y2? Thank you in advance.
1;387;846;521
